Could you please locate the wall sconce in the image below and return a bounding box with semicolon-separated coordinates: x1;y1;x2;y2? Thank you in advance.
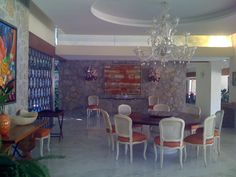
148;68;160;83
85;66;98;81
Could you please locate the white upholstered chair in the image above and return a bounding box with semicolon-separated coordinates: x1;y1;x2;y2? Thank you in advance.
153;117;185;168
184;115;216;167
114;114;147;163
214;110;224;156
101;109;116;151
153;104;170;112
118;104;132;116
87;95;101;127
196;110;224;156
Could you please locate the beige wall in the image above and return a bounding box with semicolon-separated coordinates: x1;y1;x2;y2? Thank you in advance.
29;2;55;46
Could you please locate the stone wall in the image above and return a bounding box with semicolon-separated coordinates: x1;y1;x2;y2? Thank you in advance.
60;60;187;114
0;0;29;114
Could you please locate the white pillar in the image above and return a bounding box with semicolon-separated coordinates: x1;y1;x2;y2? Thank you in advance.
229;33;236;102
195;61;222;116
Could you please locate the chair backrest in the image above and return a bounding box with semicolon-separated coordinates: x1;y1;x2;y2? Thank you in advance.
183;104;201;117
215;110;224;134
101;109;112;132
159;117;185;146
114;114;132;139
118;104;132;116
203;115;216;144
148;96;159;106
88;95;99;106
153;104;170;112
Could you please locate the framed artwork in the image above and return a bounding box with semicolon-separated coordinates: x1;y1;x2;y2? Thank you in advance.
0;19;17;105
232;72;236;86
104;64;141;95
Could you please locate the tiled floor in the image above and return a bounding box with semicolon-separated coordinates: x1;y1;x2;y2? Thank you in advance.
34;111;236;177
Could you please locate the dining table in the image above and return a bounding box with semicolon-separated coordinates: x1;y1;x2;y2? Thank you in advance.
130;111;205;127
129;111;205;140
1;119;48;159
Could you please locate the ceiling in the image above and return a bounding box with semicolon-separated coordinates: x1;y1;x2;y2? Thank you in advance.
32;0;236;35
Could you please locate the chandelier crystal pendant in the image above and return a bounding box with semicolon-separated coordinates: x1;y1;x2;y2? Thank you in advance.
134;1;197;66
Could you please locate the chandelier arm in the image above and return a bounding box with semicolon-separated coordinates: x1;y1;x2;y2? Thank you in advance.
134;1;197;66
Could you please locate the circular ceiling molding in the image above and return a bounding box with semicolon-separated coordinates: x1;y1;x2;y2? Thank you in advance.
91;0;236;27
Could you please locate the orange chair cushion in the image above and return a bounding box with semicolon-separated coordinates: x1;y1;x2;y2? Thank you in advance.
87;105;99;109
34;128;50;138
184;133;214;145
154;136;181;148
106;125;116;134
196;128;220;137
118;132;146;142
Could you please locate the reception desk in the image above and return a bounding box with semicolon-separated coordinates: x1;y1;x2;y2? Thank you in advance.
100;95;147;114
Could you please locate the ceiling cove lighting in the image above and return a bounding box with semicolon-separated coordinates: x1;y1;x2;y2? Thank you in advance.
134;1;197;67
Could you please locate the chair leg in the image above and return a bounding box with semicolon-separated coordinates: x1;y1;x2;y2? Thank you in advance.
154;143;157;162
197;146;200;158
180;148;183;169
203;146;207;167
87;109;90;118
116;142;119;160
129;143;133;163
111;135;115;151
184;146;187;162
107;134;111;147
143;141;147;160
47;135;50;152
160;147;164;168
39;138;44;157
217;137;221;156
96;109;100;118
110;134;115;151
86;109;90;128
125;144;128;155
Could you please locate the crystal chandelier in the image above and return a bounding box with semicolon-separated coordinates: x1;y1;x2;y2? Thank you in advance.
134;1;197;66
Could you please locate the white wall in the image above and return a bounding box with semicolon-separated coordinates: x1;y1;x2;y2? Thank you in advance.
221;75;228;90
196;63;211;116
229;33;236;102
29;2;55;46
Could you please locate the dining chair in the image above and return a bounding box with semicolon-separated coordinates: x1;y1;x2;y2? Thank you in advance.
101;109;116;151
153;104;170;112
148;96;159;111
153;117;185;168
196;110;224;156
184;115;216;167
118;104;132;116
34;128;51;157
87;95;101;127
214;110;224;156
114;114;147;163
183;104;201;134
118;104;143;132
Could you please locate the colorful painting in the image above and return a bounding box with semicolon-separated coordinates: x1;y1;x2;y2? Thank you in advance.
104;64;141;95
0;19;17;105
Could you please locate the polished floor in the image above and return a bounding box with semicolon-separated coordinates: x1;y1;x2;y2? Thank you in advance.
34;110;236;177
